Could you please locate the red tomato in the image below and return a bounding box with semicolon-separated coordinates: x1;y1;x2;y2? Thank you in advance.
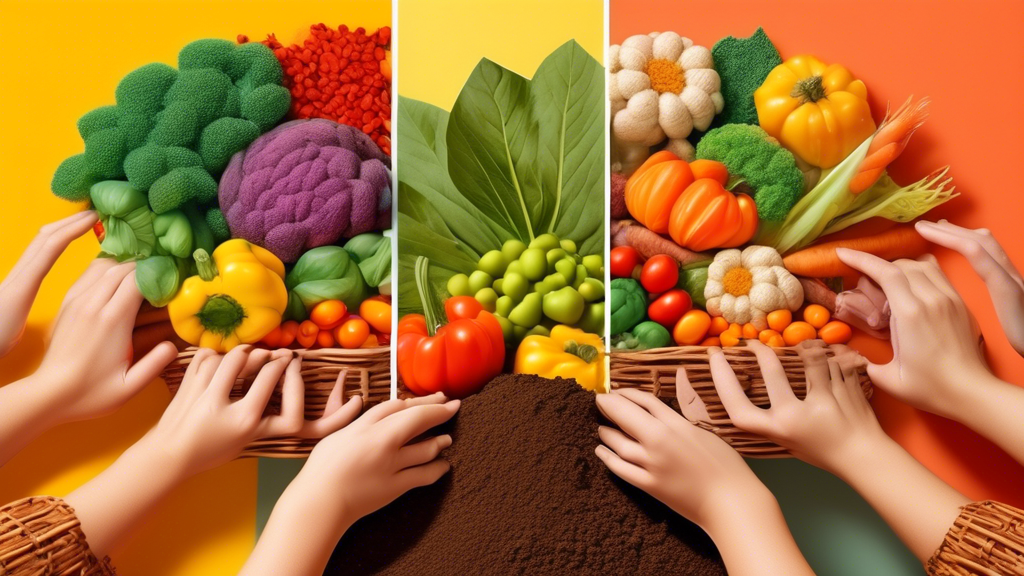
640;254;679;294
610;246;641;278
647;289;692;327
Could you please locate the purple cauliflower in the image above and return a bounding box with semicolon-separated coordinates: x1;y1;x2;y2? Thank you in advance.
219;119;391;262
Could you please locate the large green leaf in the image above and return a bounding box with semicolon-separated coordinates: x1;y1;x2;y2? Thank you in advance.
530;40;605;255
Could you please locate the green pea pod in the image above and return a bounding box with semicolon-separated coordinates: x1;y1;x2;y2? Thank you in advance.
135;255;189;307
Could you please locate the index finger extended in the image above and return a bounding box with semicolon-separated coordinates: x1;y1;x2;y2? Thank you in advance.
595;392;664;445
836;248;918;315
709;348;770;432
378;400;461;447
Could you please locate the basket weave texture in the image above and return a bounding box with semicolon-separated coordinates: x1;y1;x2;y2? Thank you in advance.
610;344;873;457
0;496;114;576
162;346;391;458
927;500;1024;576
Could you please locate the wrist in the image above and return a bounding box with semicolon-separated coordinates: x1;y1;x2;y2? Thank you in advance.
3;373;68;429
932;369;1005;421
128;430;196;485
283;468;357;539
699;479;777;538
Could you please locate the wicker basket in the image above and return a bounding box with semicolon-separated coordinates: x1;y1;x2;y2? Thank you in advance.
162;346;391;458
928;500;1024;576
0;496;114;575
610;344;873;457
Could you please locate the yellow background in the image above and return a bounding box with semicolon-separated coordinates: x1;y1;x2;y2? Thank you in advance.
398;0;604;110
0;1;389;574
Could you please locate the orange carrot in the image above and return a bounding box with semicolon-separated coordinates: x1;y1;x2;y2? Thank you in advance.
782;224;929;278
850;97;930;194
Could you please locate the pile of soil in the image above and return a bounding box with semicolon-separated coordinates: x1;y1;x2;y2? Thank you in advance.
326;374;725;576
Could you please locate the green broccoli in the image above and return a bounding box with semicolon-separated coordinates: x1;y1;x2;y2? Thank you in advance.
148;166;218;214
204;206;231;242
711;28;782;126
77;106;119;139
198;117;260;172
696;124;804;222
51;154;98;201
241;84;291;131
115;63;178;116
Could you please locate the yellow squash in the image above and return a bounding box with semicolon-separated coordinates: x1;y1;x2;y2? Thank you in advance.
754;55;876;169
168;239;288;352
515;325;608;393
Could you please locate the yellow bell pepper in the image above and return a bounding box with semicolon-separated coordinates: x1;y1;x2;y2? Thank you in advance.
754;55;876;169
514;325;608;393
168;239;288;352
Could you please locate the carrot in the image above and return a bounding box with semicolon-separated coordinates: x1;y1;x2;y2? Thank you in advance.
611;219;709;267
849;97;930;194
782;224;929;278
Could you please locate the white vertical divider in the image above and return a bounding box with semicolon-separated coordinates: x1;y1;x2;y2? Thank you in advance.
389;0;399;401
603;0;611;369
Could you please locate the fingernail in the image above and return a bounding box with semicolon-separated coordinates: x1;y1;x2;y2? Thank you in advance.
439;435;452;447
707;346;723;356
447;399;461;411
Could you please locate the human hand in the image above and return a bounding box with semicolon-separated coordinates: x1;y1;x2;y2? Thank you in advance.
594;387;770;531
837;248;991;418
916;220;1024;358
707;340;884;474
289;393;458;535
31;258;178;424
0;211;98;357
145;346;359;475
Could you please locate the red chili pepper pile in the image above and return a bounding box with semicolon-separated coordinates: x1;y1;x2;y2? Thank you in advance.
241;24;392;156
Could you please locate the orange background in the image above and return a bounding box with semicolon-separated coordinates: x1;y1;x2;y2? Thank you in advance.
612;0;1024;508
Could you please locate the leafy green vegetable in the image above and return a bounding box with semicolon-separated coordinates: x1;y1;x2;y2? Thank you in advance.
344;231;393;294
610;278;647;336
135;255;191;307
616;321;671;350
285;246;368;320
152;210;193;258
91;181;156;261
681;262;710;310
398;40;604;317
711;28;782;126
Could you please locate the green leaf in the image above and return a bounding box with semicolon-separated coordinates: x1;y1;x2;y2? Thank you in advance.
530;40;605;255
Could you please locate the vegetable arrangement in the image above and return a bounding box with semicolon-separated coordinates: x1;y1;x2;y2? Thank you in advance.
51;25;393;353
397;41;605;395
609;26;958;351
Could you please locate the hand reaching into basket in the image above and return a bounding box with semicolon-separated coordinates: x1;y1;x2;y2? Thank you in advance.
838;244;1024;465
0;213;178;466
706;340;969;565
240;393;459;576
595;387;814;576
64;345;359;559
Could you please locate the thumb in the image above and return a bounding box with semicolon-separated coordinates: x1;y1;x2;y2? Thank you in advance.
125;341;179;391
865;360;898;396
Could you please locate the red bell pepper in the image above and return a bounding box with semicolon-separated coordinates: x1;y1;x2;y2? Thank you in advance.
396;257;504;398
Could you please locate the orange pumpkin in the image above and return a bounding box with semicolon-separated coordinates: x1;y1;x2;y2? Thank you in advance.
668;178;759;252
625;151;694;234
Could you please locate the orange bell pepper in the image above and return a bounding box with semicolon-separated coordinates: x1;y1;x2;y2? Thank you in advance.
668;173;758;252
624;150;694;234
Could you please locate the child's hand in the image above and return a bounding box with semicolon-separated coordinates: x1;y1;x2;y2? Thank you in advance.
0;211;98;357
594;387;769;531
915;220;1024;358
289;393;458;534
837;248;990;418
710;341;884;473
145;346;356;475
31;258;178;424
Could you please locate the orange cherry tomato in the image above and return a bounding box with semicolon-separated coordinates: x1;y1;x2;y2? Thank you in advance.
296;320;320;348
362;334;380;348
766;334;786;347
261;325;283;347
279;320;299;348
803;304;831;329
310;300;348;330
360;299;393;334
672;310;711;346
783;321;817;346
700;337;721;346
720;331;741;347
767;310;792;333
741;323;759;340
335;317;370;349
316;329;336;348
759;329;782;344
708;316;730;337
818;321;853;344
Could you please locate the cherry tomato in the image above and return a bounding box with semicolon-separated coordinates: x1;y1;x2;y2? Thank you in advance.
261;325;284;348
610;246;641;279
672;309;711;346
700;336;721;346
708;316;729;336
640;254;679;294
818;321;853;344
767;310;792;333
310;300;348;330
759;329;782;344
766;334;786;347
783;321;817;346
279;321;299;348
741;323;759;339
647;289;692;327
296;320;320;348
335;317;370;349
803;304;831;329
720;331;741;347
316;329;336;348
360;299;392;334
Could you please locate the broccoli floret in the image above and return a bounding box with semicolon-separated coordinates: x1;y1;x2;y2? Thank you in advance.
696;124;803;222
240;84;290;131
115;63;178;116
148;166;218;213
163;146;203;169
198;117;260;172
163;68;234;127
220;85;241;118
51;154;98;201
124;145;168;190
711;28;782;126
117;111;154;150
230;42;283;92
78;106;119;140
178;38;235;73
148;101;201;148
204;206;231;241
84;128;128;179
